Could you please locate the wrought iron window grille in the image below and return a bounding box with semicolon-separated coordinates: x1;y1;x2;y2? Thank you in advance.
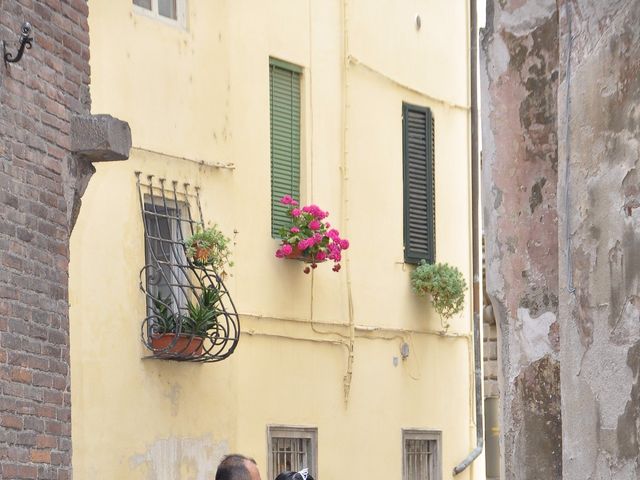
136;172;240;362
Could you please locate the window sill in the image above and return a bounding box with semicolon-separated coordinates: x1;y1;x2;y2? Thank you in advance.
132;5;188;32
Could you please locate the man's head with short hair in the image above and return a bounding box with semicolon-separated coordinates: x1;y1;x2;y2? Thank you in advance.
215;454;261;480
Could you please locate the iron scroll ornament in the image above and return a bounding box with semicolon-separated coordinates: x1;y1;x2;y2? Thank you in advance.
3;22;33;66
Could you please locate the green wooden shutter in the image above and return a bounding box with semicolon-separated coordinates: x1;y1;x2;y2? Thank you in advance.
270;59;301;237
403;103;435;264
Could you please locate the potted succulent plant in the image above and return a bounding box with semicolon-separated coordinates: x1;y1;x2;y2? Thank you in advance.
184;225;234;275
410;261;467;322
149;295;201;356
274;195;350;273
150;287;221;357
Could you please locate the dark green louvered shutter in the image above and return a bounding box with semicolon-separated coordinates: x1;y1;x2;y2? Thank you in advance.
270;58;301;237
403;103;435;264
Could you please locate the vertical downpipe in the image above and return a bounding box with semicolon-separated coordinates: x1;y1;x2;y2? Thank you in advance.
453;0;483;474
341;0;356;405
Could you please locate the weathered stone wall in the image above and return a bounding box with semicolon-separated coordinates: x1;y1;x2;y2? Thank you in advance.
0;1;91;478
558;0;640;477
481;0;562;478
484;0;640;478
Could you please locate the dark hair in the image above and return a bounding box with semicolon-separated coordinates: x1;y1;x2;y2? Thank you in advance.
274;471;315;480
215;454;257;480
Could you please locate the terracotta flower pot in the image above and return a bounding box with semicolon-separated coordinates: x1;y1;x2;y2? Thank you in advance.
193;246;211;263
285;245;326;264
151;333;204;356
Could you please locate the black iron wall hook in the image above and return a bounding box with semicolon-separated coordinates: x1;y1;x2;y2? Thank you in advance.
3;22;33;66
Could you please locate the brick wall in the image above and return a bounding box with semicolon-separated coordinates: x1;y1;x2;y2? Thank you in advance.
483;313;498;398
0;1;90;478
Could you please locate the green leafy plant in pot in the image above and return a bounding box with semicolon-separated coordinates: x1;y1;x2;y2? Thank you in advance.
184;225;234;275
151;294;176;334
410;261;467;324
149;294;203;356
149;288;220;357
183;287;220;337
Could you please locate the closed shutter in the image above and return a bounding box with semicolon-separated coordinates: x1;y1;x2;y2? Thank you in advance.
270;59;301;237
403;103;435;264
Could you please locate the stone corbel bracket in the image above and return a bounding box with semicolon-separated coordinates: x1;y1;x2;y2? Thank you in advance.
67;114;132;231
71;114;132;162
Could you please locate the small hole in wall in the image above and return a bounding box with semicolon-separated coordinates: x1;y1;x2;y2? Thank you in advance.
416;15;422;31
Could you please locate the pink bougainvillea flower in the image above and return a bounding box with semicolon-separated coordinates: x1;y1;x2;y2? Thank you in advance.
309;220;321;231
291;199;298;206
325;222;330;228
275;249;284;258
340;239;350;250
280;195;294;205
290;227;300;233
316;251;326;261
281;244;293;256
328;229;340;240
313;233;323;243
291;208;301;217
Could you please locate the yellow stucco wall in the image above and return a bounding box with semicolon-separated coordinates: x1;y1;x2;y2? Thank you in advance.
70;1;482;478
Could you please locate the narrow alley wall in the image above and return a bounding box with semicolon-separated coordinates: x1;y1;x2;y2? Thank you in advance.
558;1;640;477
0;1;129;477
481;0;561;478
483;0;640;478
0;2;91;476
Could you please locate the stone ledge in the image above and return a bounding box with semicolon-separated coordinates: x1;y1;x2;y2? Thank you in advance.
71;114;131;161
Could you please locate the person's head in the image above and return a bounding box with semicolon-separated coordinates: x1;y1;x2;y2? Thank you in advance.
215;454;261;480
274;470;314;480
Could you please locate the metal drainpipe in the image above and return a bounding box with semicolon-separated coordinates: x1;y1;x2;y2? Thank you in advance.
453;0;483;475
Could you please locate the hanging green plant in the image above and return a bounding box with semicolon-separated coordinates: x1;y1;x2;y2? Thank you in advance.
184;224;233;275
410;261;467;319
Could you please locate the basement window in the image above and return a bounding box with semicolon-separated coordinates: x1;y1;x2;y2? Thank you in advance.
267;426;317;479
402;430;441;480
133;0;187;27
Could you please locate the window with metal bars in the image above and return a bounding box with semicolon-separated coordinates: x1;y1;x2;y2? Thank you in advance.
270;58;302;238
402;430;441;480
143;201;189;316
136;173;240;362
267;426;317;479
402;102;436;264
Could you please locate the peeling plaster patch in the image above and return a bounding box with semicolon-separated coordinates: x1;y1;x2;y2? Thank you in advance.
130;435;228;480
530;177;547;213
622;223;640;289
494;187;503;209
581;339;635;430
500;0;557;37
511;308;556;380
165;383;182;417
610;297;640;346
486;33;511;80
513;356;562;479
617;342;640;460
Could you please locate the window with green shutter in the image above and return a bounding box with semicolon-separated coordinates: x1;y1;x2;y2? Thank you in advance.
270;58;302;237
403;102;435;264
